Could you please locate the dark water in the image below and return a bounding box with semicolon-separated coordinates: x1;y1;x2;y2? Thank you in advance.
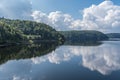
0;41;120;80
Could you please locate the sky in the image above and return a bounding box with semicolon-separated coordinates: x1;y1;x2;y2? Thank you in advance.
31;0;120;19
0;0;120;33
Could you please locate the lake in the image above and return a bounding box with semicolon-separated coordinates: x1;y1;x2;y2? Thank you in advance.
0;41;120;80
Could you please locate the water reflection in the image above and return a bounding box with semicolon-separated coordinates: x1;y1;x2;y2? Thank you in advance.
31;41;120;75
0;42;59;65
0;41;120;80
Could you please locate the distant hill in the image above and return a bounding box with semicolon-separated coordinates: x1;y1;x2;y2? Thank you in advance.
106;33;120;41
106;33;120;38
59;30;108;42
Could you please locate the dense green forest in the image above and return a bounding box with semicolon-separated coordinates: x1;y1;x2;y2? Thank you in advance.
59;30;109;42
0;18;64;44
0;22;25;43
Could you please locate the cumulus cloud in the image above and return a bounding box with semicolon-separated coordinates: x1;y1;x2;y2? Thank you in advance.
0;0;119;32
31;11;74;30
32;0;120;32
81;0;120;32
0;0;32;20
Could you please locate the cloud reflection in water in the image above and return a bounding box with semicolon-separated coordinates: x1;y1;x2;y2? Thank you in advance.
0;41;120;80
31;41;120;75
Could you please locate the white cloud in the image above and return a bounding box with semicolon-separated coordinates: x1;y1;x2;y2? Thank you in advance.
32;0;120;32
0;0;32;20
0;0;119;32
31;11;74;30
81;0;120;32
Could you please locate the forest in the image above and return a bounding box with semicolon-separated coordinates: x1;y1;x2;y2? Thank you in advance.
0;17;119;46
59;30;109;42
0;17;64;44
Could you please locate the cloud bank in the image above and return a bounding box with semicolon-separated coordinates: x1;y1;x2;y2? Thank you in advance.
32;0;120;32
0;0;120;32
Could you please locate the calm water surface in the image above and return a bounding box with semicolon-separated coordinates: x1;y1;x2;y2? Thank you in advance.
0;41;120;80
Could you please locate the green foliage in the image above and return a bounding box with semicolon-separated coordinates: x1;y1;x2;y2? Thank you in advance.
0;22;25;43
59;30;108;42
0;18;64;44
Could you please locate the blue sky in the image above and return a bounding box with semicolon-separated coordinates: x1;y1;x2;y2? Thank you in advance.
31;0;120;18
0;0;120;32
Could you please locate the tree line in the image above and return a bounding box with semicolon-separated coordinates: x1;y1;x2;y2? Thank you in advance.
0;18;64;44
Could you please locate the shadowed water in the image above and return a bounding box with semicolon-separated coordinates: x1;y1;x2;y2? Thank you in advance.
0;41;120;80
